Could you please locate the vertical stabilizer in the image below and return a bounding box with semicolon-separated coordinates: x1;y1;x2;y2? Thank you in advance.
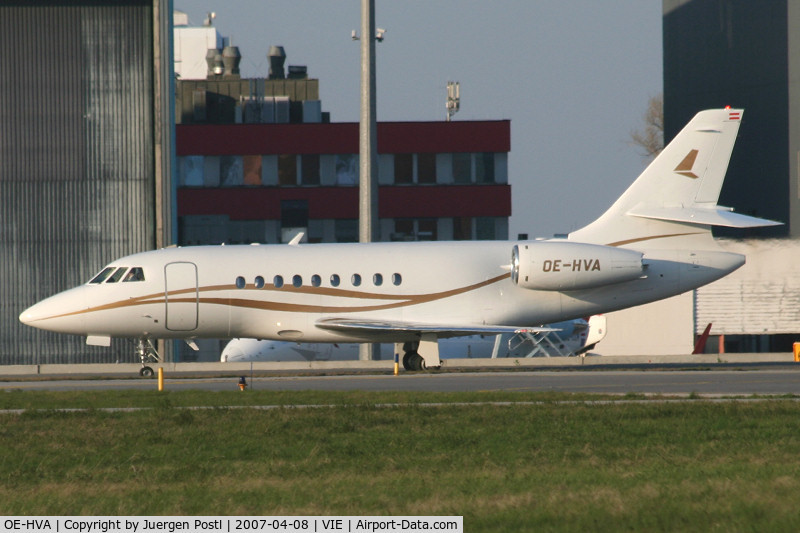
568;108;779;250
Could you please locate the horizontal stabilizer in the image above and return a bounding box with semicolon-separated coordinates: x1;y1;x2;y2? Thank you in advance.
316;317;557;337
628;205;783;228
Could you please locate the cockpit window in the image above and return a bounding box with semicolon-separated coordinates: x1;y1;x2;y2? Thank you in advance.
89;267;115;284
123;267;145;282
105;267;128;283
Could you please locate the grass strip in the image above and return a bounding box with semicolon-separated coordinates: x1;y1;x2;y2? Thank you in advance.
0;391;798;532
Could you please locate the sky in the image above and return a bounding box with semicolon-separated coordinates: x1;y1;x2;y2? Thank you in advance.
175;1;663;239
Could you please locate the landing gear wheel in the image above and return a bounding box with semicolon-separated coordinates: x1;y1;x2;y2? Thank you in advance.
410;353;426;371
139;366;154;378
402;352;413;371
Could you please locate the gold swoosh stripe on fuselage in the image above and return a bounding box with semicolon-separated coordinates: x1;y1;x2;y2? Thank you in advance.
33;273;510;322
606;232;703;247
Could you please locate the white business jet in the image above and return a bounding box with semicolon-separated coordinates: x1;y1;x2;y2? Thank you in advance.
19;109;779;376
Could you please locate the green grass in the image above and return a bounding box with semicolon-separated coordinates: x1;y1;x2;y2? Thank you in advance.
1;391;800;532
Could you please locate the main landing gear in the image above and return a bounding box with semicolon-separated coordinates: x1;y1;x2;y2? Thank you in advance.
401;342;426;371
398;337;441;371
135;337;160;377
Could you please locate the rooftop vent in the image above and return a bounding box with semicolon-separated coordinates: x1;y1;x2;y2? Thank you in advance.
206;48;223;77
268;45;286;79
222;45;241;77
287;65;307;80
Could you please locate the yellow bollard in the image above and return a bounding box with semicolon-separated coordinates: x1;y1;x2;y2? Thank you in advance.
157;367;164;391
394;352;399;376
238;376;248;391
793;342;800;363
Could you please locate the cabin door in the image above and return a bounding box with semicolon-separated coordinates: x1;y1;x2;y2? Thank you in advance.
165;262;199;331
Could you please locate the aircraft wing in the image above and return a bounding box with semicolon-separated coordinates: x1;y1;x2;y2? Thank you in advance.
315;317;557;337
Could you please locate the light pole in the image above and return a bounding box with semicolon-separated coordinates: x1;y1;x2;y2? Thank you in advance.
358;0;380;361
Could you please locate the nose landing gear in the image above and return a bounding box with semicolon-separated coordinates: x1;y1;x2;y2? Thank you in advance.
135;337;160;377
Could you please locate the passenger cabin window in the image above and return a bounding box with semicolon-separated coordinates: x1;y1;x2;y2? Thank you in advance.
311;274;322;287
254;276;265;289
89;267;115;284
105;267;128;283
373;273;383;286
330;274;340;287
123;267;145;282
235;276;246;289
292;275;303;288
392;273;402;286
274;275;284;288
352;274;362;287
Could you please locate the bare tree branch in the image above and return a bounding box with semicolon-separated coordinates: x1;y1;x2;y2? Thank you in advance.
629;94;664;161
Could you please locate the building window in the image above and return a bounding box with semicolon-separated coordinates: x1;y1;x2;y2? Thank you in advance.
475;152;495;183
394;153;413;184
393;219;437;241
335;219;358;242
301;154;320;185
281;200;308;231
476;217;496;240
452;153;471;183
453;217;472;240
243;155;262;186
417;153;436;184
335;154;358;185
278;154;297;185
178;156;204;186
393;219;414;241
220;156;244;186
417;219;437;241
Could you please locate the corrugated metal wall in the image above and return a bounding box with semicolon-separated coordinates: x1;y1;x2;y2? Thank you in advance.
0;2;156;364
694;239;800;335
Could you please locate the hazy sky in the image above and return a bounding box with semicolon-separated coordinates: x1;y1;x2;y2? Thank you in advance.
176;1;663;239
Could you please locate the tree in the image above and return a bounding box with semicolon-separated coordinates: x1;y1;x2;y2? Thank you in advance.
630;94;664;160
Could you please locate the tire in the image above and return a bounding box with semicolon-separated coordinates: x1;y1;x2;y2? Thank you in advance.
139;366;154;378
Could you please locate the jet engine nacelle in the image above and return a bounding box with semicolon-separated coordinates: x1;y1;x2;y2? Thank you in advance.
511;241;644;291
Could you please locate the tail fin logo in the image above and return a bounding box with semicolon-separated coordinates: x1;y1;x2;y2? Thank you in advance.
674;149;700;179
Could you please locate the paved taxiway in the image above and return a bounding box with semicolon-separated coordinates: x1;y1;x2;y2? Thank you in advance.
4;368;800;396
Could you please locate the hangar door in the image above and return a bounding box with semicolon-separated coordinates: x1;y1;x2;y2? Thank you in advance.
165;262;198;331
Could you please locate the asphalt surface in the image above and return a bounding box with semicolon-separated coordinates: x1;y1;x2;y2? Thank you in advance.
4;367;800;395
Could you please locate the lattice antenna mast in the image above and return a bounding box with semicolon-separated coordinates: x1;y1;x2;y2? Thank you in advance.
446;81;460;122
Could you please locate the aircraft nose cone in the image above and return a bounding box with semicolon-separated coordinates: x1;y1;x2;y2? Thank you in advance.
19;303;42;325
17;287;87;333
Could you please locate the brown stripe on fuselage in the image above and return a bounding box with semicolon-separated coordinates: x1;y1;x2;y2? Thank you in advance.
33;273;511;322
606;232;703;247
